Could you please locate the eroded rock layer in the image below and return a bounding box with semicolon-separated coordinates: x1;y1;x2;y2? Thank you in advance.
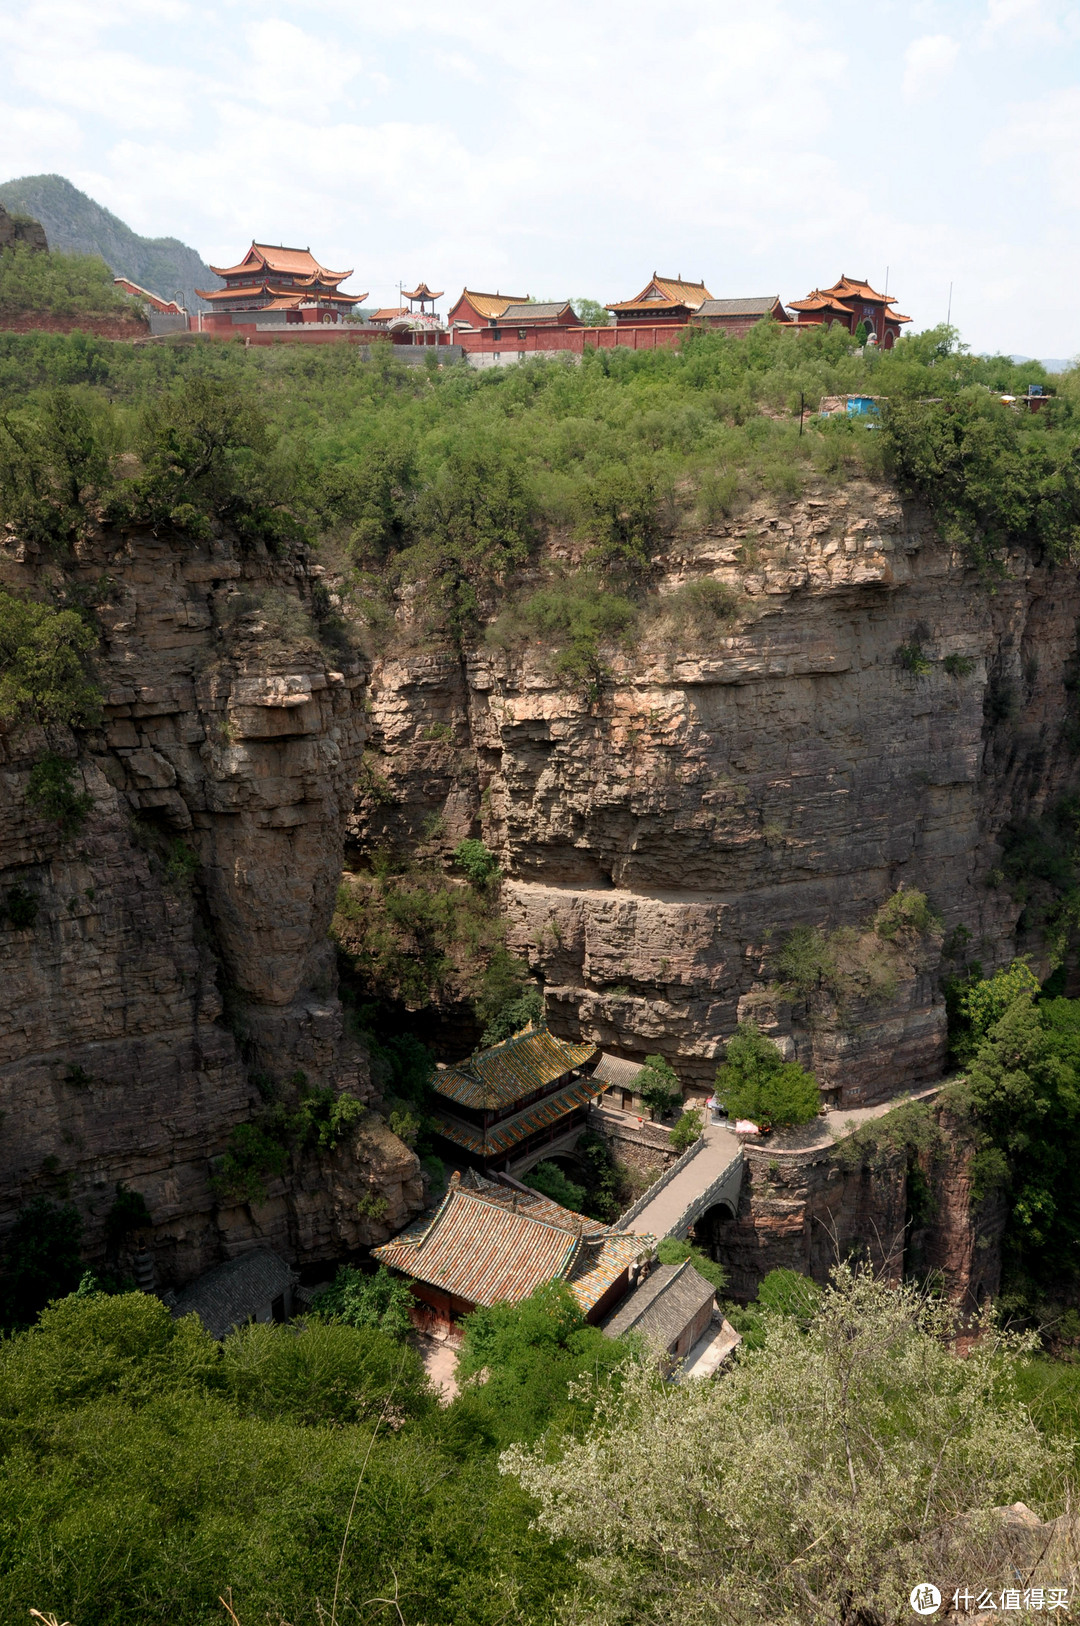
0;527;422;1282
355;483;1080;1101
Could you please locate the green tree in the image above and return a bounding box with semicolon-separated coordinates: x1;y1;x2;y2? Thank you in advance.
0;590;100;730
714;1021;820;1128
655;1235;726;1293
309;1264;416;1341
0;1196;83;1328
668;1107;703;1152
637;1054;682;1121
453;836;502;888
526;1161;586;1211
26;751;93;834
572;298;611;327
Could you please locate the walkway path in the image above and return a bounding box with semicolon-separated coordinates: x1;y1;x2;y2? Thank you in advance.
622;1117;743;1241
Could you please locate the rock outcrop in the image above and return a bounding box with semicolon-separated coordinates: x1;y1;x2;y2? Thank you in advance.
0;203;47;253
353;482;1080;1103
0;524;422;1285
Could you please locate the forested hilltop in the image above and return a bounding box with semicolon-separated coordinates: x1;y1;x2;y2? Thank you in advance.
6;324;1080;1622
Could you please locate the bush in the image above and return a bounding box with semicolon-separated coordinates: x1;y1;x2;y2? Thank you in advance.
655;1235;726;1293
668;1107;703;1153
637;1054;683;1120
873;885;939;940
526;1161;586;1212
714;1022;820;1129
26;752;93;834
211;1120;290;1206
4;883;38;928
453;837;501;888
489;573;638;696
0;243;136;319
0;590;100;729
481;985;544;1046
0;1196;83;1328
309;1264;416;1341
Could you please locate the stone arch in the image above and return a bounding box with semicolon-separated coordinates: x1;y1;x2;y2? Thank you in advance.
691;1199;738;1260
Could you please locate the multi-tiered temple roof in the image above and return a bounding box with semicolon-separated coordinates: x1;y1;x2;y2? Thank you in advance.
429;1028;601;1162
196;243;365;314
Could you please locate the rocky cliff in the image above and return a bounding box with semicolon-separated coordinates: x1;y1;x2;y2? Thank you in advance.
0;524;422;1286
353;480;1080;1102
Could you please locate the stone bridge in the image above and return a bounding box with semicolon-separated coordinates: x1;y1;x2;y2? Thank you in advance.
615;1120;745;1241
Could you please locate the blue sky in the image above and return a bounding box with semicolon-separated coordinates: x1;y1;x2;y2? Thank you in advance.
1;0;1078;355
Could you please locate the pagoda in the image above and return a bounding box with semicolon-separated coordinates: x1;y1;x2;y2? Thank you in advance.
788;275;910;348
195;242;365;325
607;273;712;324
428;1027;604;1174
403;281;443;315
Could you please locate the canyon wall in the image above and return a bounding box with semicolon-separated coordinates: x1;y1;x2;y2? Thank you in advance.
354;481;1080;1101
0;525;422;1284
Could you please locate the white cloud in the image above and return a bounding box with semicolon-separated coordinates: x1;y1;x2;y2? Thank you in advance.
902;34;960;99
987;85;1080;208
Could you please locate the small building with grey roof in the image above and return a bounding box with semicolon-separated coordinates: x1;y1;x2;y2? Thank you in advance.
693;295;788;335
601;1259;716;1361
171;1249;296;1340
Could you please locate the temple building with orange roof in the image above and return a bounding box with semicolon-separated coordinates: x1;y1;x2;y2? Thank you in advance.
195;242;366;333
607;273;713;324
788;275;910;348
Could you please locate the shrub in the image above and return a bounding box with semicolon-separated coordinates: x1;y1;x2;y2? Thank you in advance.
714;1022;820;1129
943;652;976;676
490;573;637;696
527;1161;586;1212
0;1196;83;1328
668;1107;704;1153
655;1235;726;1293
211;1120;290;1206
0;243;136;320
897;640;932;676
26;752;93;834
388;1107;420;1147
577;462;661;576
756;1266;822;1323
4;883;39;929
637;1054;683;1120
103;1184;151;1251
873;885;939;940
0;590;100;729
453;837;501;888
481;985;544;1046
309;1264;415;1341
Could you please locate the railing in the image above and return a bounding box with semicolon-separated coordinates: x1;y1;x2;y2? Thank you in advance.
615;1133;708;1231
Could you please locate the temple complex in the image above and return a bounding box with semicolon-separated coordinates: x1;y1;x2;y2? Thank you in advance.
195;242;365;333
788;274;911;347
428;1028;604;1174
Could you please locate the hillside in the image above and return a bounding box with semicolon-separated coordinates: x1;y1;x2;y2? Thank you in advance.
0;174;220;312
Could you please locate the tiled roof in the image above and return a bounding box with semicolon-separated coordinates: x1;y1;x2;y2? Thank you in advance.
404;282;443;300
498;301;576;322
209;243;353;281
607;274;712;313
433;1029;598;1111
457;290;529;319
601;1260;715;1348
373;1170;653;1313
696;296;782;318
432;1073;606;1157
171;1249;295;1340
592;1053;646;1089
370;306;410;322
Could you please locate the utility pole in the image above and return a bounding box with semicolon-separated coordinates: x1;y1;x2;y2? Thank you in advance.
946;282;953;331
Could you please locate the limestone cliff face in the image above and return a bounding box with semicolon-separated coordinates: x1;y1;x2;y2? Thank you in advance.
354;482;1080;1100
0;525;422;1284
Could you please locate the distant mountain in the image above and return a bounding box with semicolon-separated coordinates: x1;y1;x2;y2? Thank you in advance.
1009;354;1076;375
0;174;221;313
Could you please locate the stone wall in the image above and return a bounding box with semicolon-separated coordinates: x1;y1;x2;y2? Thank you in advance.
586;1104;676;1186
0;311;149;340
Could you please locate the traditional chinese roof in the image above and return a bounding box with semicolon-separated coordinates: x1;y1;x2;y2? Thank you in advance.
607;274;712;314
591;1053;646;1090
373;1169;652;1313
453;289;530;320
195;280;364;306
498;301;579;323
696;296;784;318
209;242;353;282
789;275;911;324
601;1260;715;1348
433;1029;598;1112
369;306;411;323
404;282;443;301
432;1072;606;1157
171;1249;295;1340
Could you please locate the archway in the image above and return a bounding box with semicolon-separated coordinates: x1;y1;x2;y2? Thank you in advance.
691;1199;737;1261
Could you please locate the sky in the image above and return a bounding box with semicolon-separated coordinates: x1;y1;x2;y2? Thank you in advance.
1;0;1079;356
